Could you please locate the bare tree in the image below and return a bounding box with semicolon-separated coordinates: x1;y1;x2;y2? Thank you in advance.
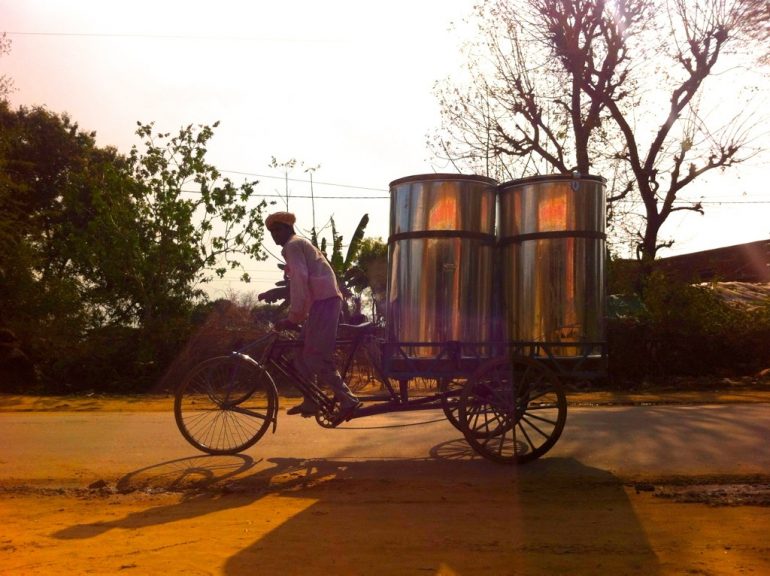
740;0;770;63
432;0;770;264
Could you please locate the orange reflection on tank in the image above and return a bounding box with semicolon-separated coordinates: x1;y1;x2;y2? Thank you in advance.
538;191;567;231
426;192;461;338
429;189;459;229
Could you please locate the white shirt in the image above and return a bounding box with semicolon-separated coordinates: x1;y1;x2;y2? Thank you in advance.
282;235;342;323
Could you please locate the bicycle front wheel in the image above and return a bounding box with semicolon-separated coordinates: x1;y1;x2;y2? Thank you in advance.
174;355;278;455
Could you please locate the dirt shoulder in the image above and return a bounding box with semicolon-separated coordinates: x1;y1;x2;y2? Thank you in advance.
2;454;769;575
0;393;176;412
2;378;770;414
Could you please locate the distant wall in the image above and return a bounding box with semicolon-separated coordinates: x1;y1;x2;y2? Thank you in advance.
613;240;770;285
657;239;770;283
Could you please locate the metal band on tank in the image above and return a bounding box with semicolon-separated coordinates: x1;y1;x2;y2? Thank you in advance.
388;230;497;245
498;230;606;246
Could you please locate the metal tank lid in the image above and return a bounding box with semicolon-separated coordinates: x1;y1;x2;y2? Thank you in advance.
498;173;606;188
389;173;498;188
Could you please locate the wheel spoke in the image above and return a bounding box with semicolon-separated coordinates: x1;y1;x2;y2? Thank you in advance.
522;410;559;427
516;421;536;455
229;406;269;420
519;414;553;440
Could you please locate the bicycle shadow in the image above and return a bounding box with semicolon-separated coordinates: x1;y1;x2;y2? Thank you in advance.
51;454;308;540
52;447;661;575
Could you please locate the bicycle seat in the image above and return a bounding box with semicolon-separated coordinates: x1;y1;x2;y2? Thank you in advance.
338;321;375;335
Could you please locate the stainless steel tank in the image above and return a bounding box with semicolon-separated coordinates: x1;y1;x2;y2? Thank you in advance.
387;174;497;357
498;174;606;356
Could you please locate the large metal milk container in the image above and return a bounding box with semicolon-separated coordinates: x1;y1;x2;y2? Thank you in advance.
498;174;606;356
387;174;497;357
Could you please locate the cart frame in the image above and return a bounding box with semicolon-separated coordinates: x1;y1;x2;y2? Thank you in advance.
174;321;605;464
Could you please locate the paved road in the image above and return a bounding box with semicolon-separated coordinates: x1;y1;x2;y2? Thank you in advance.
1;403;768;486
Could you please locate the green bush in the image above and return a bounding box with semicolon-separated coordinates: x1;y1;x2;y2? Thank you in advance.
3;297;292;396
607;273;770;384
29;321;196;395
0;328;37;392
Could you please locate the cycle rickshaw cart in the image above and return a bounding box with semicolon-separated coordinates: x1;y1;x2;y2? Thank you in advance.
175;174;607;465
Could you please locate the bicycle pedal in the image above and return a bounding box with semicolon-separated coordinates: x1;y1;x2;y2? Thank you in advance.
337;401;362;423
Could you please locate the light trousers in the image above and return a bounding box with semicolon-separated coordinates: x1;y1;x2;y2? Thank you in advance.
294;296;354;399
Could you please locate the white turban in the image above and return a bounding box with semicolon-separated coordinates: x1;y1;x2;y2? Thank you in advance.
265;211;297;231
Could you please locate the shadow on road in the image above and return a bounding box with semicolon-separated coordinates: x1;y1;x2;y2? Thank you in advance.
563;404;770;478
52;443;660;575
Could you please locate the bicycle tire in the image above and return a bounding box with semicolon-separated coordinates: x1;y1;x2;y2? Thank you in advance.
174;355;278;455
438;377;465;431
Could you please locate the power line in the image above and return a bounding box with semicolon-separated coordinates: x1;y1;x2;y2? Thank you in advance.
613;198;770;205
186;190;770;203
698;201;770;204
180;189;388;200
5;31;335;43
174;184;770;203
222;169;388;193
222;169;770;202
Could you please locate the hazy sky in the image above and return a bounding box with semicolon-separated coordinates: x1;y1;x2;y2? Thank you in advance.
3;0;769;298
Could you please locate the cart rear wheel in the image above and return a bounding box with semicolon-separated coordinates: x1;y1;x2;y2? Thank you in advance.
175;355;277;455
458;355;566;465
439;377;496;437
438;377;465;432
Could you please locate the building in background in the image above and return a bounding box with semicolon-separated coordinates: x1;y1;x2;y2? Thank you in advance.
658;239;770;283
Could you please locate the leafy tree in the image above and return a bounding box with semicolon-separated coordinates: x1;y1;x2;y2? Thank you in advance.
73;121;270;380
432;0;770;266
0;106;269;390
0;103;140;389
0;104;117;328
117;122;268;325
